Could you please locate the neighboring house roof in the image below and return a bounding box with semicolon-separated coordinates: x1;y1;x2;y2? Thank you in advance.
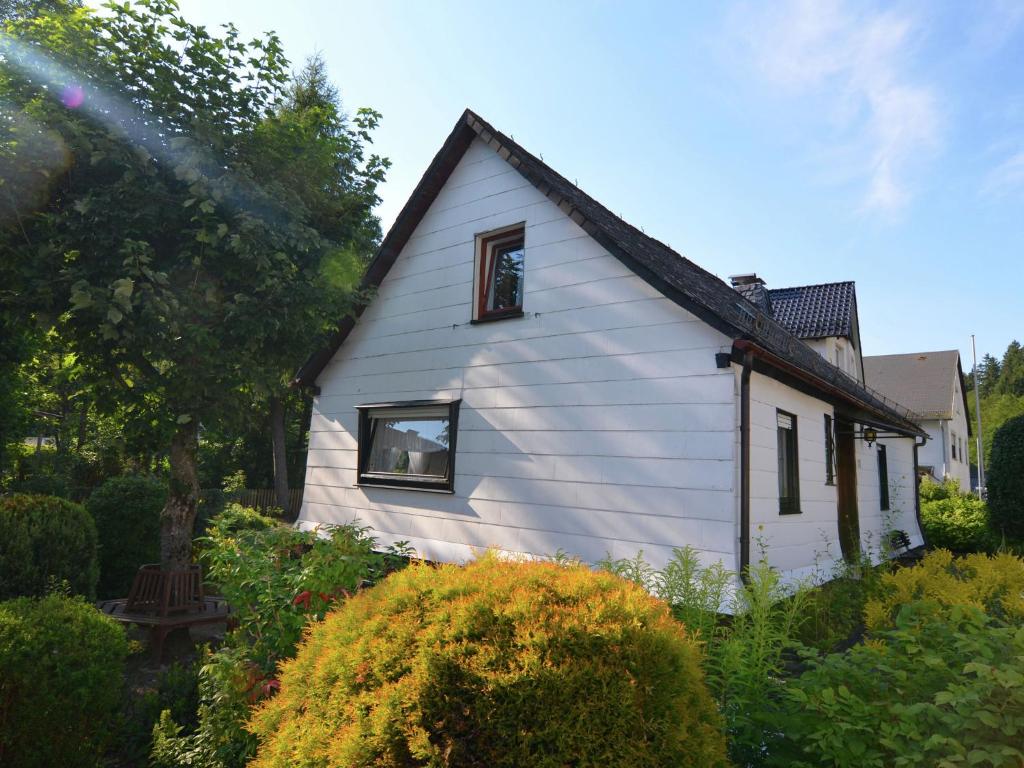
767;282;856;339
294;109;924;438
863;350;971;428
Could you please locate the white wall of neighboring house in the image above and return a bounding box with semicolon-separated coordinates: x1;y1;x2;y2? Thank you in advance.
914;371;971;488
804;336;861;382
747;373;921;580
300;137;739;572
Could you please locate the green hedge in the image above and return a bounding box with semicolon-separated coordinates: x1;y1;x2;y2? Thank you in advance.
86;475;166;599
988;415;1024;540
249;556;727;768
0;493;99;600
0;594;129;767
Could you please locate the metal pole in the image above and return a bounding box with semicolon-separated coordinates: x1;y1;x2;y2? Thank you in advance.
971;335;985;493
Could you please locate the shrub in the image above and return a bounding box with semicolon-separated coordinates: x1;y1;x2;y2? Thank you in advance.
200;513;391;669
771;606;1024;768
920;493;994;553
248;556;728;768
86;475;166;599
0;594;129;767
865;549;1024;631
989;415;1024;540
0;493;99;600
918;475;958;502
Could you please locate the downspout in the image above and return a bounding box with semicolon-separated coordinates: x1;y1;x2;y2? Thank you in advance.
913;435;928;548
740;350;753;581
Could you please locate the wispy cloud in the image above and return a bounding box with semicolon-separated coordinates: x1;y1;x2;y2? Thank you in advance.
731;0;940;212
982;150;1024;197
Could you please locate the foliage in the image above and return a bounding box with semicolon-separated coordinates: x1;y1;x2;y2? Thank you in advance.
1;0;386;567
248;555;728;768
865;549;1024;631
0;492;98;599
920;489;995;553
771;606;1024;768
151;645;258;768
86;474;166;598
0;594;129;767
798;550;888;652
199;511;395;670
966;340;1024;468
153;512;409;767
120;658;201;766
988;415;1024;540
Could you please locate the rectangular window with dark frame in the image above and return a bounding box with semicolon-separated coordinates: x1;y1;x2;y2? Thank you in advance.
877;444;890;510
824;414;835;485
475;225;525;322
356;400;460;492
777;410;800;514
951;433;957;461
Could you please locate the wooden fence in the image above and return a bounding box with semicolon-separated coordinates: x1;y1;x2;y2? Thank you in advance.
235;488;304;518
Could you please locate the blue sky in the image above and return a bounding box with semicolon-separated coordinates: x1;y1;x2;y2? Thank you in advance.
171;0;1023;365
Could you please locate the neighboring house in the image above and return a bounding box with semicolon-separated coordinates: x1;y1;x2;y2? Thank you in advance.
864;350;972;489
294;109;926;581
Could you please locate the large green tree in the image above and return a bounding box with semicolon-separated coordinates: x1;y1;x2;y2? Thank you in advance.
0;2;384;568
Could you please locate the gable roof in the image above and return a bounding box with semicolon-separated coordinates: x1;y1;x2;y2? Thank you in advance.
295;109;924;438
767;282;856;339
863;350;971;427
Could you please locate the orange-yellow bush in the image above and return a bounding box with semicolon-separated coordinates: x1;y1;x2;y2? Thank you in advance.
249;555;727;768
865;549;1024;631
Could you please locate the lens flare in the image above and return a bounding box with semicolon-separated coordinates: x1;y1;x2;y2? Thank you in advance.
61;84;85;109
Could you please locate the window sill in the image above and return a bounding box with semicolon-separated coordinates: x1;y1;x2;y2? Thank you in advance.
779;508;802;516
471;309;524;325
356;481;454;495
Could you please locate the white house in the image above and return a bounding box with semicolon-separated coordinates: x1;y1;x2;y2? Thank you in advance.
293;109;927;581
864;351;972;489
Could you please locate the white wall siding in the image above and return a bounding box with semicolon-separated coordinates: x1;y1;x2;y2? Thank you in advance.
302;136;737;571
876;436;925;549
748;372;842;578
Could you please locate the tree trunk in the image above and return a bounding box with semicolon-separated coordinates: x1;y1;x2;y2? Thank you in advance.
269;395;291;519
160;420;200;571
76;403;88;452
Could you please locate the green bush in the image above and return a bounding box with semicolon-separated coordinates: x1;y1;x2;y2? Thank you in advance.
771;606;1024;768
989;415;1024;540
921;494;994;552
0;493;99;600
0;594;129;767
86;475;166;599
248;556;728;768
919;475;959;502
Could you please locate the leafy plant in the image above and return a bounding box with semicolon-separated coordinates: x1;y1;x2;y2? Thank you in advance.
920;492;994;553
248;555;728;768
772;605;1024;768
865;549;1024;631
86;474;166;598
0;493;98;599
0;594;129;767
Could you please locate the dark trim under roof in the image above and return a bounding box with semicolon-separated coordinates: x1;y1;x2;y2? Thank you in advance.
294;109;924;438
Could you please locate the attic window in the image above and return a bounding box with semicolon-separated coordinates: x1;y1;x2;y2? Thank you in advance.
356;400;460;492
475;225;525;322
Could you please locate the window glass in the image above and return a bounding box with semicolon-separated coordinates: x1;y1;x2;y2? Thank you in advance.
357;402;459;491
824;414;835;485
777;410;800;514
878;444;890;510
485;242;524;312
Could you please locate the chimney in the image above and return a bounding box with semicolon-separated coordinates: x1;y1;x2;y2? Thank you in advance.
729;273;765;288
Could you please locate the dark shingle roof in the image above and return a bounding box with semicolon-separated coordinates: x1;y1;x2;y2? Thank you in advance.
864;350;970;425
767;282;856;339
295;109;924;437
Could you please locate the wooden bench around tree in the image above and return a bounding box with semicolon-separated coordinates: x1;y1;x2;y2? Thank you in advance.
98;564;232;661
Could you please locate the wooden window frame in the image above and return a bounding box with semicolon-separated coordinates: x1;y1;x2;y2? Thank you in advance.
474;225;525;323
824;413;835;486
777;409;801;515
877;444;890;511
355;399;460;493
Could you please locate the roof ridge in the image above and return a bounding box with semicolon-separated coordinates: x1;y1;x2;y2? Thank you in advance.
768;280;855;292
